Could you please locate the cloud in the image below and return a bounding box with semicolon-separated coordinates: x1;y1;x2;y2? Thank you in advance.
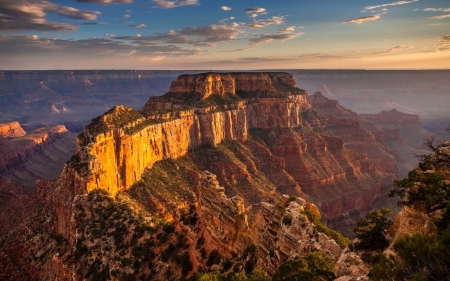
249;16;284;28
81;21;108;25
0;0;102;31
239;57;289;62
217;47;253;53
221;6;231;11
245;7;266;14
249;32;303;45
279;26;296;33
133;23;146;28
365;0;419;10
0;34;204;58
373;45;413;54
245;7;267;18
113;22;241;46
429;14;450;19
124;14;130;18
76;0;133;4
152;0;199;9
424;8;450;12
436;35;450;52
343;14;381;24
298;53;350;60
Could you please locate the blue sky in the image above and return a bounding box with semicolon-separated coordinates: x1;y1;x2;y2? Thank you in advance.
0;0;449;69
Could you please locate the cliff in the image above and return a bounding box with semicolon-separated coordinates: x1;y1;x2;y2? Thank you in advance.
53;72;400;242
0;122;70;174
68;72;310;199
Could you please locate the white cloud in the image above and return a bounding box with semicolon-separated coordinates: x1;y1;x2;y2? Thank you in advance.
429;14;450;19
152;0;199;9
76;0;133;4
133;23;146;28
373;45;413;54
343;14;381;24
221;6;231;11
124;14;130;18
279;26;296;33
245;7;267;18
249;16;284;28
365;0;419;10
423;8;450;12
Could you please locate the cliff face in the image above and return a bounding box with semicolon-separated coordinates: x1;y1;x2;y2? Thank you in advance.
1;125;69;172
70;72;310;199
53;72;400;242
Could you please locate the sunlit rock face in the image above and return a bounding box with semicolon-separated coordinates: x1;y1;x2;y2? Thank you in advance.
51;72;397;242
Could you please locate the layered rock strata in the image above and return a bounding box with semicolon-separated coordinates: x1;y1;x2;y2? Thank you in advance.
72;72;311;198
0;124;73;176
197;171;343;276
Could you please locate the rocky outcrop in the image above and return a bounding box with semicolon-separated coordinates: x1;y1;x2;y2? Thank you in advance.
198;172;250;252
359;109;433;177
168;72;299;97
197;171;343;276
0;121;26;138
68;73;311;199
0;124;72;175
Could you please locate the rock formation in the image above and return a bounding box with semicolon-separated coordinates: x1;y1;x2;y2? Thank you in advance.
0;123;76;188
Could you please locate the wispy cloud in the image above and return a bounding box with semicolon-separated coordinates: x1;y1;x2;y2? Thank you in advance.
249;16;284;28
365;0;419;10
76;0;133;4
133;23;146;28
245;7;267;18
239;57;289;62
436;35;450;52
81;21;108;25
429;14;450;19
298;53;351;60
0;34;204;58
279;26;296;33
152;0;199;9
343;14;381;24
424;8;450;12
112;22;241;46
249;32;303;45
373;45;413;54
0;0;101;31
221;6;231;11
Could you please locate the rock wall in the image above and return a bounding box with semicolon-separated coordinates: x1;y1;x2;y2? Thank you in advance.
0;124;71;174
168;72;299;97
72;73;311;198
197;171;342;275
0;121;26;138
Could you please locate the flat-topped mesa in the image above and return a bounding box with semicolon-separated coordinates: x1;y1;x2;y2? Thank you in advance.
167;72;303;99
62;72;311;201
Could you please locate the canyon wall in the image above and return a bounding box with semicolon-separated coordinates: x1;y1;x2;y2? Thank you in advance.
71;72;310;198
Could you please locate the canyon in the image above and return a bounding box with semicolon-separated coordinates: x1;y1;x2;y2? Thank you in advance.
0;71;447;280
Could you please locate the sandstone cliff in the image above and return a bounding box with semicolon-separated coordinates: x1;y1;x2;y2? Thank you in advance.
0;123;76;188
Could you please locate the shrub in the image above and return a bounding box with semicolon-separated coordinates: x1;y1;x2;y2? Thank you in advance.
353;208;392;250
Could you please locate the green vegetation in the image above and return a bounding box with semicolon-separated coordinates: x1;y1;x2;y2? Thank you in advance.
272;252;335;281
303;209;350;248
370;135;450;280
129;158;194;213
353;208;393;250
370;231;450;281
390;169;450;214
282;213;293;225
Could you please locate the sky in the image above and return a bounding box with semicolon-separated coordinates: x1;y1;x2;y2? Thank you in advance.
0;0;449;70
